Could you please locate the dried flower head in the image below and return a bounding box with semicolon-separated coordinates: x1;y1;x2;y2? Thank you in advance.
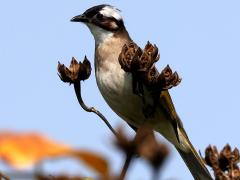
135;127;169;170
114;127;138;156
58;56;91;84
157;65;181;90
118;42;142;72
138;41;160;72
119;41;159;73
204;144;240;180
114;126;169;171
119;41;181;101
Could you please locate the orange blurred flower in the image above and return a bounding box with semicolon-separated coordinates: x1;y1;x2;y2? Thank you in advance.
0;131;71;169
0;131;109;178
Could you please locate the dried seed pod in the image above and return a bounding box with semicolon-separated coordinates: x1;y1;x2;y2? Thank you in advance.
138;42;160;71
144;41;160;62
136;127;169;171
118;41;181;100
114;127;138;156
204;145;219;168
80;56;92;80
219;144;232;171
158;65;181;90
232;148;240;165
119;42;142;72
204;144;240;180
58;56;91;84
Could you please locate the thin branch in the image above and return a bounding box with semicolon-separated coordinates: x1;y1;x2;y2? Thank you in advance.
74;81;117;137
118;154;133;180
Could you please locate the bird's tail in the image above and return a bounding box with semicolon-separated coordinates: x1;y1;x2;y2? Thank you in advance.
175;137;213;180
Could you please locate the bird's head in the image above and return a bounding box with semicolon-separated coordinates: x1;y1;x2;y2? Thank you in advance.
71;4;127;44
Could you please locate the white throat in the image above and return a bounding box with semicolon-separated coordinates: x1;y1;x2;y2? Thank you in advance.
86;23;113;45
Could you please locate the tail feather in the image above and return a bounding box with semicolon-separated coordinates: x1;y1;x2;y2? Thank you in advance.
176;145;212;180
148;90;212;179
171;114;213;180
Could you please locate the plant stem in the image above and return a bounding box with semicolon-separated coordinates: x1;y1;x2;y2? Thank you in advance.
73;81;117;137
119;154;133;180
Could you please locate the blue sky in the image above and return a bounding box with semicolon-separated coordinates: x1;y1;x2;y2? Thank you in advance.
0;0;240;179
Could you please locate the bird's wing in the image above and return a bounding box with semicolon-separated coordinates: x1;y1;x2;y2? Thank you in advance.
127;123;138;132
159;91;212;179
158;90;190;143
159;90;178;120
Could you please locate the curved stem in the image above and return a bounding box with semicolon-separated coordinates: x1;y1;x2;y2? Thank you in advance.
73;81;117;137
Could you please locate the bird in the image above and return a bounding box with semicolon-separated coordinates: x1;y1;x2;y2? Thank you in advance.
71;4;212;180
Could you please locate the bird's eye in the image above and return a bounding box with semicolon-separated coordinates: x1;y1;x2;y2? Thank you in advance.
96;13;103;19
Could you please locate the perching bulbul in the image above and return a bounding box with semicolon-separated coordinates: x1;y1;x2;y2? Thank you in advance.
71;4;212;180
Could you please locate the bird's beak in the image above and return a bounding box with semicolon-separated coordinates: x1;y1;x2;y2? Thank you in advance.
71;14;89;23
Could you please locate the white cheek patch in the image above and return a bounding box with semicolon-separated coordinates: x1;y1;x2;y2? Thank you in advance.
100;6;122;20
